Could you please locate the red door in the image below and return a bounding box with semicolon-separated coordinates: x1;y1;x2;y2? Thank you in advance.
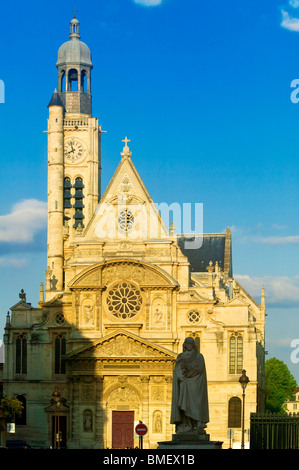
112;411;134;449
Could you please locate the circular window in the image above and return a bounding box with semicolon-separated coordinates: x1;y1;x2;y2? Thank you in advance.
118;210;134;233
55;312;65;325
187;311;201;324
107;282;142;320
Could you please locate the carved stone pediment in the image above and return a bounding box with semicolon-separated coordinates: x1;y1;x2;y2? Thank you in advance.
65;329;176;362
69;259;179;289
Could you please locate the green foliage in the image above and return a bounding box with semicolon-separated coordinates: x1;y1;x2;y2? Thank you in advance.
265;358;297;413
0;397;23;422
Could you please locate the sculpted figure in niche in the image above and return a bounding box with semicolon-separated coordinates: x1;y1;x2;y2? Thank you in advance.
170;337;209;435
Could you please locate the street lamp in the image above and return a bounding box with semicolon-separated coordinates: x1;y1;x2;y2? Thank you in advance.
239;369;249;449
52;386;62;449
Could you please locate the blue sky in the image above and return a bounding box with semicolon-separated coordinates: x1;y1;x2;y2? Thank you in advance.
0;0;299;382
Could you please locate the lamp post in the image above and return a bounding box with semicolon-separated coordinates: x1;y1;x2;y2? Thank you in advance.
52;386;62;449
239;369;249;449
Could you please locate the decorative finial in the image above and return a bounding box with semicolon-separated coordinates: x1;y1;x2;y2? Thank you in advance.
207;261;214;273
261;285;266;311
69;13;80;40
19;289;26;303
170;221;176;234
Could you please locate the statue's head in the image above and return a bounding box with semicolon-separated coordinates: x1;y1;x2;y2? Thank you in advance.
183;336;196;352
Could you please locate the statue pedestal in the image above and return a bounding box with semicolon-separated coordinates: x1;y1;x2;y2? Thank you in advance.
158;432;223;450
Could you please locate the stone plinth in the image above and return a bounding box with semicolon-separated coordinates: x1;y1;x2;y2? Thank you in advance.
158;432;223;450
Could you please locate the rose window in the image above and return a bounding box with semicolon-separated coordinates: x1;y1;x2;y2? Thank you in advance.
107;282;142;319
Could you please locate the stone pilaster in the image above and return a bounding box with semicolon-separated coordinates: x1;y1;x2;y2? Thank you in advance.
95;376;104;448
70;377;80;446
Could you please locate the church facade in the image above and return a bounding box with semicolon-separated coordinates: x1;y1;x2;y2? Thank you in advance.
2;17;266;449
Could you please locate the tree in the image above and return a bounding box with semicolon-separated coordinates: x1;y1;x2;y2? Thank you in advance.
265;358;297;413
0;397;23;422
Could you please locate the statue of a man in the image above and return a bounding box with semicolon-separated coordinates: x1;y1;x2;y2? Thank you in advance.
170;337;209;434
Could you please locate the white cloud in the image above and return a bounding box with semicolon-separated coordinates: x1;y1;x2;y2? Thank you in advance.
290;0;299;8
0;257;27;267
0;199;47;243
253;235;299;245
134;0;163;6
235;274;299;307
281;10;299;31
229;225;299;245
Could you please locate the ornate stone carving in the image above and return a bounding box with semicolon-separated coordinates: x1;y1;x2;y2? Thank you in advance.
151;386;165;402
81;296;95;326
102;262;145;285
106;282;142;320
116;173;136;199
153;410;163;433
107;387;139;404
151;297;166;327
81;384;95;402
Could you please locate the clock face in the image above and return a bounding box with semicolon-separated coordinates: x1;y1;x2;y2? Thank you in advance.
64;139;85;163
118;209;135;233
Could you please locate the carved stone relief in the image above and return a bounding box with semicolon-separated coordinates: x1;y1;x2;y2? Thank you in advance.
150;386;165;402
107;387;139;404
80;384;95;402
151;297;166;329
81;296;95;327
153;410;163;434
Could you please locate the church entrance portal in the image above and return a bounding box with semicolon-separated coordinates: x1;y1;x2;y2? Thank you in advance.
112;411;134;449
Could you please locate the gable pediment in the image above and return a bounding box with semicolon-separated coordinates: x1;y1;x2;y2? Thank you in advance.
79;150;169;241
65;329;176;361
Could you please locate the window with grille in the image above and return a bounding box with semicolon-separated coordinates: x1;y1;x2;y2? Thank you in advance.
16;334;27;374
229;333;243;374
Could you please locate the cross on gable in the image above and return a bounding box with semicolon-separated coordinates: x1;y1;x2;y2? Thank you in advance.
122;137;131;147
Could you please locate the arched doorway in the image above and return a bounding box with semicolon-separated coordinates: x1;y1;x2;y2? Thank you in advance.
105;385;141;449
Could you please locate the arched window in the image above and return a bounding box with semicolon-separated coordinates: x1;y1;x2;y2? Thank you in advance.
68;68;78;92
228;397;242;428
15;395;26;425
185;333;200;352
59;70;66;92
229;333;243;374
16;334;27;374
81;70;87;92
54;334;66;374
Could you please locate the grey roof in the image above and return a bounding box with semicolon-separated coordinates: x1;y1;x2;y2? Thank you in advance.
47;89;64;108
57;38;92;67
178;231;232;277
56;17;92;68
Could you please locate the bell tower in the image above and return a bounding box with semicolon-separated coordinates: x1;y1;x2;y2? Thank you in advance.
46;16;102;294
56;16;92;114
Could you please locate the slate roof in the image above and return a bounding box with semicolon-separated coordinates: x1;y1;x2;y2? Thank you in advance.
178;231;232;277
47;89;64;108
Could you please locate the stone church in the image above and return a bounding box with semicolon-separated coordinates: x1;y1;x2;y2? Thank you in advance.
1;17;266;449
